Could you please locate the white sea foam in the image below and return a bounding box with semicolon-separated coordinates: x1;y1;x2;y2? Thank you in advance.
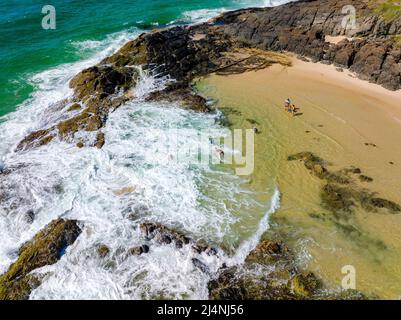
24;71;276;299
226;188;280;266
0;62;279;299
181;8;229;25
179;0;294;25
0;1;288;299
0;29;140;271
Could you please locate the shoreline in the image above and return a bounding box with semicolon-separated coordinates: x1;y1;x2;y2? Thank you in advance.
1;0;401;300
197;55;401;299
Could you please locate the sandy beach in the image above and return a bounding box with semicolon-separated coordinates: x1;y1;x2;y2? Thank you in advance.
197;56;401;299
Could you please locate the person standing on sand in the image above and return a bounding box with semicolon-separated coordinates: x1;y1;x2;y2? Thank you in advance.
289;104;296;116
284;98;291;111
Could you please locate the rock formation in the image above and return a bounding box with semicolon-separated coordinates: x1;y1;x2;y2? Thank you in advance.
0;219;82;300
3;0;400;300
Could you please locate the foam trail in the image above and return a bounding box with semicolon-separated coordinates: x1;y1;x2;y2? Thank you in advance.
226;188;281;266
178;0;294;25
0;1;291;298
0;70;262;300
180;8;229;24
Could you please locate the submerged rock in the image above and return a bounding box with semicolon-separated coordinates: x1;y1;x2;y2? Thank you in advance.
192;258;211;274
94;132;105;149
97;244;110;258
24;210;35;224
0;219;82;300
139;222;191;248
139;222;220;256
321;183;355;217
289;152;401;216
128;245;150;256
359;175;374;183
16;129;54;152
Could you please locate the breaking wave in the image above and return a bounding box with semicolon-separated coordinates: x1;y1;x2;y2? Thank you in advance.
0;2;286;300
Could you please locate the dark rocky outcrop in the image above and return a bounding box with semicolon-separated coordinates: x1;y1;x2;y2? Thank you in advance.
139;222;218;254
128;245;150;256
208;238;367;300
6;0;400;300
97;244;110;258
213;0;401;90
208;239;323;300
15;1;401;152
0;219;82;300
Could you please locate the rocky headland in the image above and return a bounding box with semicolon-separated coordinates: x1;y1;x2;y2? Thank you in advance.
16;0;401;152
1;0;401;299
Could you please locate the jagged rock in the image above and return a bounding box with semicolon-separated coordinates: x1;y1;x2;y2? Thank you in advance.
0;219;82;300
97;244;110;258
94;132;105;149
57;111;103;138
192;258;211;274
15;1;401;153
245;240;289;265
139;223;191;248
24;210;35;224
192;242;218;256
16;129;53;152
146;86;210;112
208;240;323;300
212;1;401;90
69;65;139;100
128;245;149;256
138;222;220;256
67;103;81;112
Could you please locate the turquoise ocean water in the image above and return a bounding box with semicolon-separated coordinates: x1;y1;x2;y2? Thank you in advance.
0;0;280;116
0;0;290;299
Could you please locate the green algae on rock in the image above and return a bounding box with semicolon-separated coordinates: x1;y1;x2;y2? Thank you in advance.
208;239;323;300
288;152;401;216
0;219;82;300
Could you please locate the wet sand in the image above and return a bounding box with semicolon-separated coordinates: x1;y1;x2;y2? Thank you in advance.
197;56;401;299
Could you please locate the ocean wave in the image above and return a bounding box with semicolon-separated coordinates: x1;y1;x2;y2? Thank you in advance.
0;1;287;299
180;8;229;25
176;0;294;26
0;63;274;299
